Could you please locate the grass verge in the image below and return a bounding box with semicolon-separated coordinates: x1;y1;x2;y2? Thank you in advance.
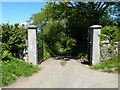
90;55;120;73
1;57;40;86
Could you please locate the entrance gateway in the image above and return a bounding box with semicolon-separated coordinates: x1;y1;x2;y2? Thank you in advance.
27;25;102;66
28;25;43;65
88;25;102;65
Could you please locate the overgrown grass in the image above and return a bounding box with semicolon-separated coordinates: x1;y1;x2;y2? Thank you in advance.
1;57;40;86
91;55;120;73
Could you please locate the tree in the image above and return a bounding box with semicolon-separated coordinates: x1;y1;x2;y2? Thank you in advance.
30;2;118;57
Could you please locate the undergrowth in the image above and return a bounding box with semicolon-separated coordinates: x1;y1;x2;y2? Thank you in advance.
1;57;40;86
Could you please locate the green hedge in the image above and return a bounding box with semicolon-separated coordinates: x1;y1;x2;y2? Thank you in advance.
1;24;41;86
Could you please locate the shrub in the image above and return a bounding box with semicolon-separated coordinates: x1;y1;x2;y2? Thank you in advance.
43;20;64;54
60;36;76;52
1;24;40;86
100;26;120;42
43;43;51;60
2;50;12;60
2;24;27;58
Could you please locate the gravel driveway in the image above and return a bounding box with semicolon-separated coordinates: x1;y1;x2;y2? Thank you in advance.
7;58;118;88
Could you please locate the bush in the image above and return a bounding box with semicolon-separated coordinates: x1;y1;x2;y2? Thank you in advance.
43;20;65;54
2;50;12;60
2;24;27;58
44;43;51;60
60;36;76;52
1;24;41;86
100;26;120;42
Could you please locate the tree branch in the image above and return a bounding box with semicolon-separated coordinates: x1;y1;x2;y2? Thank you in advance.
99;2;106;11
101;3;110;14
89;2;95;11
96;2;102;10
68;2;77;10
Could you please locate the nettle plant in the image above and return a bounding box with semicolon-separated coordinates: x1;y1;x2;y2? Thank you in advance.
2;24;27;60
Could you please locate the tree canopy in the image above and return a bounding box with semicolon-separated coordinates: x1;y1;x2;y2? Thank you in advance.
29;2;119;57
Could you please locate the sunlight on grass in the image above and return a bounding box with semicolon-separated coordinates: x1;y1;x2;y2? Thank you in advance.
2;57;40;86
91;55;120;73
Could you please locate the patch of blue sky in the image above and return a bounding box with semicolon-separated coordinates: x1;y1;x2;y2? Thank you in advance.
2;2;46;24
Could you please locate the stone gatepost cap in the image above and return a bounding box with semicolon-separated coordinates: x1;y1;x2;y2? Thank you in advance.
28;25;37;29
90;25;102;29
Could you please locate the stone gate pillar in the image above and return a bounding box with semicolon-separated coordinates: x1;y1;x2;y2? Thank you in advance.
28;25;37;65
88;25;102;65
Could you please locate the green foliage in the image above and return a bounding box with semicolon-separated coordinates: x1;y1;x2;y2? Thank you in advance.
2;57;40;86
2;50;12;60
30;2;118;57
100;26;120;42
100;26;119;58
2;24;27;58
1;24;40;86
43;20;65;54
43;43;51;60
91;55;120;73
43;20;76;55
108;45;115;54
60;36;76;52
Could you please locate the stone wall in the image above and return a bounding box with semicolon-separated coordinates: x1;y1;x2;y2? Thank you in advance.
17;39;28;61
100;41;119;62
22;39;28;62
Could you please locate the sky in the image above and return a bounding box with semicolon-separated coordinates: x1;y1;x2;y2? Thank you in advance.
2;2;47;24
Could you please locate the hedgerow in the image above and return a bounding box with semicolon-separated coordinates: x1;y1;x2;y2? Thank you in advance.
1;24;40;86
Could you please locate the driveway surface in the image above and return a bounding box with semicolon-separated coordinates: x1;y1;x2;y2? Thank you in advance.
7;58;118;88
